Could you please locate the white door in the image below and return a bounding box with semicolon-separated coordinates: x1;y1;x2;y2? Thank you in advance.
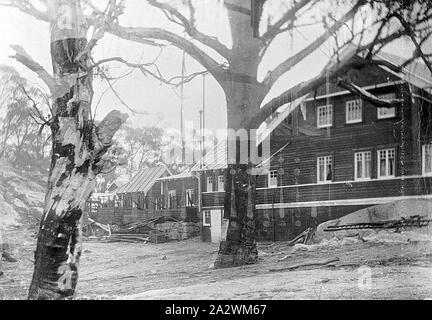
210;210;222;243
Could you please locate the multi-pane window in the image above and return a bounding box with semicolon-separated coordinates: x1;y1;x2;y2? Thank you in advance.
377;93;396;119
317;105;333;128
422;144;432;176
377;149;396;178
217;175;225;192
317;156;332;183
207;176;213;192
346;99;362;124
354;151;371;180
268;170;278;187
203;210;211;226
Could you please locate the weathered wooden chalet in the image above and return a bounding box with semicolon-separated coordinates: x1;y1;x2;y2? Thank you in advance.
193;51;432;242
90;51;432;243
90;165;171;224
90;166;201;225
157;172;200;222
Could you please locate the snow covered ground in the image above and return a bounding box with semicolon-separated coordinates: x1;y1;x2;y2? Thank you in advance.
1;230;431;300
1;163;431;300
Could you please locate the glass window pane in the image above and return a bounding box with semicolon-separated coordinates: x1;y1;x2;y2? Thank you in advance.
357;158;362;178
365;156;371;178
426;145;432;173
380;158;386;176
389;158;395;176
326;164;332;181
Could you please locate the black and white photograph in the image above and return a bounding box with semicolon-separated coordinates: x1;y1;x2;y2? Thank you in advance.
0;0;431;305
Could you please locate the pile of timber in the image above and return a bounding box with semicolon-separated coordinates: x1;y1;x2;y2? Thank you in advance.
82;218;111;237
84;216;199;243
105;234;149;243
154;221;201;241
111;217;180;235
324;215;432;232
286;227;316;246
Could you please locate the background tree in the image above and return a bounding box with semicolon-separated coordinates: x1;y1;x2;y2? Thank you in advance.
120;124;164;176
0;66;51;172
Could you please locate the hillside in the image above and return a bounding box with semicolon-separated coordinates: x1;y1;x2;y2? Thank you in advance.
0;160;45;230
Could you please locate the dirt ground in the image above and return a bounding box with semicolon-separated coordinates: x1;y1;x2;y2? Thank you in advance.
1;228;432;300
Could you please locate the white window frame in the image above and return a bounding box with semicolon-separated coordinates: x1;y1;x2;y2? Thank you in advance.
422;144;432;176
354;151;372;181
185;189;194;207
346;99;362;124
206;176;214;192
203;210;211;226
377;148;396;179
317;155;333;183
377;93;396;119
317;104;333;128
217;175;225;192
268;170;278;188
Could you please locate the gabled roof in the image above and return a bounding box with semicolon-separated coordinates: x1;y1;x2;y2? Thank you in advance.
374;51;432;94
190;140;227;172
116;165;170;194
259;49;432;145
191;50;431;174
157;171;194;181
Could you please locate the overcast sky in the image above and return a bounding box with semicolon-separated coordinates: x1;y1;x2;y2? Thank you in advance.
0;0;418;134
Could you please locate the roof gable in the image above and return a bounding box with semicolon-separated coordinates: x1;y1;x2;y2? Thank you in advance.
116;165;169;194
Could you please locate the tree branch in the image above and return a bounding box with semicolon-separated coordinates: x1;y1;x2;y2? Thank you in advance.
246;50;401;129
9;45;71;97
91;56;210;87
262;0;366;88
105;24;226;83
0;0;49;22
146;0;232;60
335;77;403;109
5;1;226;84
261;0;313;42
393;12;432;76
94;110;128;150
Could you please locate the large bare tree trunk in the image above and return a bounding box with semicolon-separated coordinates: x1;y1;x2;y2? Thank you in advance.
215;163;259;267
214;0;269;268
27;1;127;300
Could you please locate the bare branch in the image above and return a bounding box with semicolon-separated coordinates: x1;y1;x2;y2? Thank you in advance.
91;56;210;87
96;66;149;115
146;0;232;59
393;12;432;75
246;51;403;129
94;110;128;150
0;0;49;22
9;45;71;97
262;0;366;88
261;0;313;42
335;77;403;109
106;24;226;83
